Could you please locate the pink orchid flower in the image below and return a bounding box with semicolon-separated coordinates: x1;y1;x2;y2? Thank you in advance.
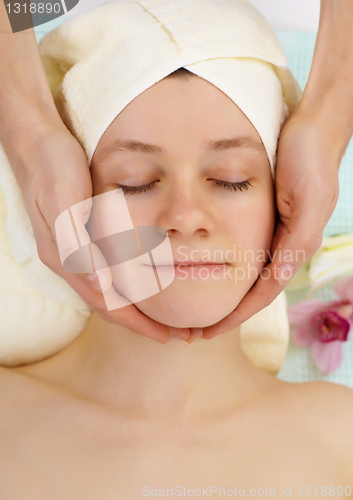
287;274;353;375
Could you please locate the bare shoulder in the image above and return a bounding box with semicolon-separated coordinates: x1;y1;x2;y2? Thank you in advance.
294;379;353;426
305;380;353;481
276;379;353;484
275;378;353;417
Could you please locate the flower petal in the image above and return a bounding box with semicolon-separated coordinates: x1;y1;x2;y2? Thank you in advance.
287;299;327;325
308;235;353;293
311;339;343;374
321;233;353;249
332;274;353;303
291;323;317;347
312;310;351;342
334;303;353;319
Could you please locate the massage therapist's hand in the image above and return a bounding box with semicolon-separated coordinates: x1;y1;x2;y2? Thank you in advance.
199;113;341;340
5;123;184;343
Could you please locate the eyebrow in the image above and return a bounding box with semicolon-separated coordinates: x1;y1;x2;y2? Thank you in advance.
98;135;266;161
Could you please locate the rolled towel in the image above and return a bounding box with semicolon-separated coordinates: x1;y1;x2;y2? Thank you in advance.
0;0;301;372
0;144;91;367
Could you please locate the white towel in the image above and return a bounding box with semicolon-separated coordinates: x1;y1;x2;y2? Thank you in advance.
0;144;91;367
0;0;300;372
39;0;302;178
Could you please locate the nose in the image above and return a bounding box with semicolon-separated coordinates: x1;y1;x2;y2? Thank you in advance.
158;181;216;238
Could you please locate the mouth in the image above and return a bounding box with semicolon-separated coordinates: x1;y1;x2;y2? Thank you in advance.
145;262;229;276
147;260;229;266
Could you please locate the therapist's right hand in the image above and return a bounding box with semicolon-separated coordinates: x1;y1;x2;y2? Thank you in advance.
7;122;176;344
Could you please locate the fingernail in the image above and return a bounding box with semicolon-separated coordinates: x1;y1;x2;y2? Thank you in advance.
277;264;295;285
185;328;204;344
86;270;108;293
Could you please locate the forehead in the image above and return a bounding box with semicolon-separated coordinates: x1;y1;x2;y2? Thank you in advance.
93;76;265;163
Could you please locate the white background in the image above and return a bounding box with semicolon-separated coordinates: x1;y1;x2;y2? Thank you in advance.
66;0;321;33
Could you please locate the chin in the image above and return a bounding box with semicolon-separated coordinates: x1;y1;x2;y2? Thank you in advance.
133;289;243;328
110;261;260;328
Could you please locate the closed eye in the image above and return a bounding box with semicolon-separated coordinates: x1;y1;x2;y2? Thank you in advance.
213;180;253;192
116;179;253;196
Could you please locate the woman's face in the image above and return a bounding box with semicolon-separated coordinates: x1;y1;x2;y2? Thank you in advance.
89;75;276;328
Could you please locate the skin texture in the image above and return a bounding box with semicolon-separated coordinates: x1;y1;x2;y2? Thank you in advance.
201;0;353;339
0;61;353;500
89;75;276;331
0;72;352;500
6;77;282;419
0;4;353;496
1;0;353;343
202;114;340;339
1;73;278;392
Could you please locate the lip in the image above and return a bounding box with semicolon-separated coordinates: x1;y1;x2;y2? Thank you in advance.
147;261;228;267
145;262;229;277
174;260;226;266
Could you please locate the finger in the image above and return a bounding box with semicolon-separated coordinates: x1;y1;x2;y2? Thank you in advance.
168;327;191;341
77;247;113;295
270;204;325;286
201;193;329;340
186;328;203;343
31;192;171;343
54;195;93;266
32;226;170;343
36;197;109;294
95;299;171;344
49;193;117;295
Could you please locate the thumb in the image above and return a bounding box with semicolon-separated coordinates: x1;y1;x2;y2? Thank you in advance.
54;196;113;294
270;208;323;286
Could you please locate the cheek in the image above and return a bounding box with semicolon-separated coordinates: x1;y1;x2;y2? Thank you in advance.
243;200;275;249
87;184;276;271
224;191;276;267
87;190;137;242
122;199;157;227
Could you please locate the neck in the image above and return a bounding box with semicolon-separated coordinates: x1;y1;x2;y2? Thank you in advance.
18;312;277;420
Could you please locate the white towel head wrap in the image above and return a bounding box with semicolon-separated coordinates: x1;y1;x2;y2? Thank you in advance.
0;0;301;372
39;0;302;179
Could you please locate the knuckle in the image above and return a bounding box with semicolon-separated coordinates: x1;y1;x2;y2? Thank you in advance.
300;233;323;258
254;282;273;308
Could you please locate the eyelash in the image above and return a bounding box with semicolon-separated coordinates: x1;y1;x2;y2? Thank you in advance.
117;179;253;196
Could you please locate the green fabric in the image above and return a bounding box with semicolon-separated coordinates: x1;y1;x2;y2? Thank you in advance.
35;22;353;387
